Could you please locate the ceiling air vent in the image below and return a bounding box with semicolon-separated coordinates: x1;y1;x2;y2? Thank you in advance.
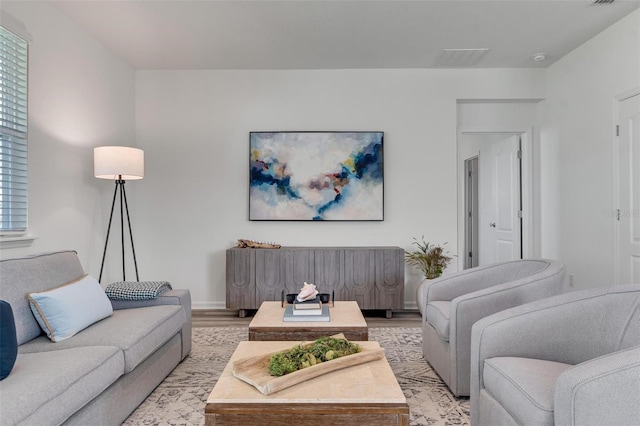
433;49;490;67
592;0;614;4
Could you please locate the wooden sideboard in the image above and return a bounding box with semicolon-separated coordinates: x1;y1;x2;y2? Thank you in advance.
226;246;405;318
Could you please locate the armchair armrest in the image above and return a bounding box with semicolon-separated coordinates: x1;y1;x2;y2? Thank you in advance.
471;287;635;367
447;272;562;395
554;346;640;426
424;259;563;303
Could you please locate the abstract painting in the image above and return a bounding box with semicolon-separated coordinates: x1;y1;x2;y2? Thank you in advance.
249;132;384;221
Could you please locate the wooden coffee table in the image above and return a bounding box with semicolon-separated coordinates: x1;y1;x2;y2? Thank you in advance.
205;340;409;425
248;301;368;341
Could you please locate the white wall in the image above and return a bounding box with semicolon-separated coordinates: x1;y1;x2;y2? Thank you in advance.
0;2;136;281
135;69;544;308
539;9;640;291
3;3;636;306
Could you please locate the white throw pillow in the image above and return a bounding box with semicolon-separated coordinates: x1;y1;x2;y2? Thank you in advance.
27;275;113;342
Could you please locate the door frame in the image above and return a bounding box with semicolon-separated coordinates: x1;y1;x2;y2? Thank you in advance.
457;127;534;269
613;88;640;285
464;156;479;268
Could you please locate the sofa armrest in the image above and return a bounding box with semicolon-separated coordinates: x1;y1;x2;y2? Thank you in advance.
110;289;191;313
554;346;640;426
110;289;192;359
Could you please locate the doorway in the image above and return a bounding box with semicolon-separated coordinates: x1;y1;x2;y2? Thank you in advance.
615;92;640;285
458;131;532;268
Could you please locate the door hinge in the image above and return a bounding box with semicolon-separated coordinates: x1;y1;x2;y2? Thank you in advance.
517;150;522;159
617;209;621;221
616;125;619;136
469;252;473;258
517;210;523;219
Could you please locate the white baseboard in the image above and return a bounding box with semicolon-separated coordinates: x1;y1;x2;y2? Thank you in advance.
405;301;418;311
192;301;227;310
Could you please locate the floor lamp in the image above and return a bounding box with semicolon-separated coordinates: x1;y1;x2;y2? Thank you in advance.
94;146;144;283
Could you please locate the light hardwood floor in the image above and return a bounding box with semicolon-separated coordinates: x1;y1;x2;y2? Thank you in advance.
192;308;422;328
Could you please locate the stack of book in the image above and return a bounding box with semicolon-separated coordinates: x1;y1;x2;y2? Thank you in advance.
293;295;322;315
283;295;330;322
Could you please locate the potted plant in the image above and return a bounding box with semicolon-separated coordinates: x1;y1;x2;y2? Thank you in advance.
406;236;452;316
405;236;452;280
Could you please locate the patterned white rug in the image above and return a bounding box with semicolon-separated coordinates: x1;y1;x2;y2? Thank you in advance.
123;327;470;425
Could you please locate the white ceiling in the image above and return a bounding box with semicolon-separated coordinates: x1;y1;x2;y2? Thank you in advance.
47;0;640;70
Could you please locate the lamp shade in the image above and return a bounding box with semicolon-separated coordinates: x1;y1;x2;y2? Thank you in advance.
94;146;144;180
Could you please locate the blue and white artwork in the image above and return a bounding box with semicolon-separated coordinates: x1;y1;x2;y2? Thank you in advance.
249;132;384;221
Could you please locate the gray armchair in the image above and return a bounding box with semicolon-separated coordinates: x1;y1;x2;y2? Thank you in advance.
418;259;565;396
470;284;640;426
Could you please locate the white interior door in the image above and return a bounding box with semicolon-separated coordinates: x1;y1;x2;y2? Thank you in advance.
617;94;640;284
479;135;522;265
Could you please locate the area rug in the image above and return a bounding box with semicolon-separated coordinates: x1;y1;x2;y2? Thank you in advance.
123;327;470;426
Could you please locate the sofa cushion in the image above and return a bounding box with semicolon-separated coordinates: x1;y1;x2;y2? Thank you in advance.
483;357;572;426
19;305;186;373
426;301;451;341
27;275;113;342
0;300;18;380
0;346;123;425
0;251;86;345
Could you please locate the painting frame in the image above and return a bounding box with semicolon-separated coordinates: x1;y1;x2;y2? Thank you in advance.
249;131;384;221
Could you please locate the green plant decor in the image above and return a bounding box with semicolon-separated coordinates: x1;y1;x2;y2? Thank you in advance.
405;236;452;279
268;337;362;376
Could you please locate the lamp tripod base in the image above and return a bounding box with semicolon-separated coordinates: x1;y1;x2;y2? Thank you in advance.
98;179;139;283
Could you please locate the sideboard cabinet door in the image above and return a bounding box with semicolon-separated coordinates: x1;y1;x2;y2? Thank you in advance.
281;249;315;294
375;248;405;310
313;249;341;296
342;249;377;309
255;249;283;305
226;248;255;309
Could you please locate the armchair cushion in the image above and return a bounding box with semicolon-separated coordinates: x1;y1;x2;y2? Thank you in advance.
484;357;571;425
426;301;451;341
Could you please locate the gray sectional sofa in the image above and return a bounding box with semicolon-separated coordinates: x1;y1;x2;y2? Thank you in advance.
0;250;192;425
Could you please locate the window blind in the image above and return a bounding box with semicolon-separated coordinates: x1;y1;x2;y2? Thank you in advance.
0;26;28;233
